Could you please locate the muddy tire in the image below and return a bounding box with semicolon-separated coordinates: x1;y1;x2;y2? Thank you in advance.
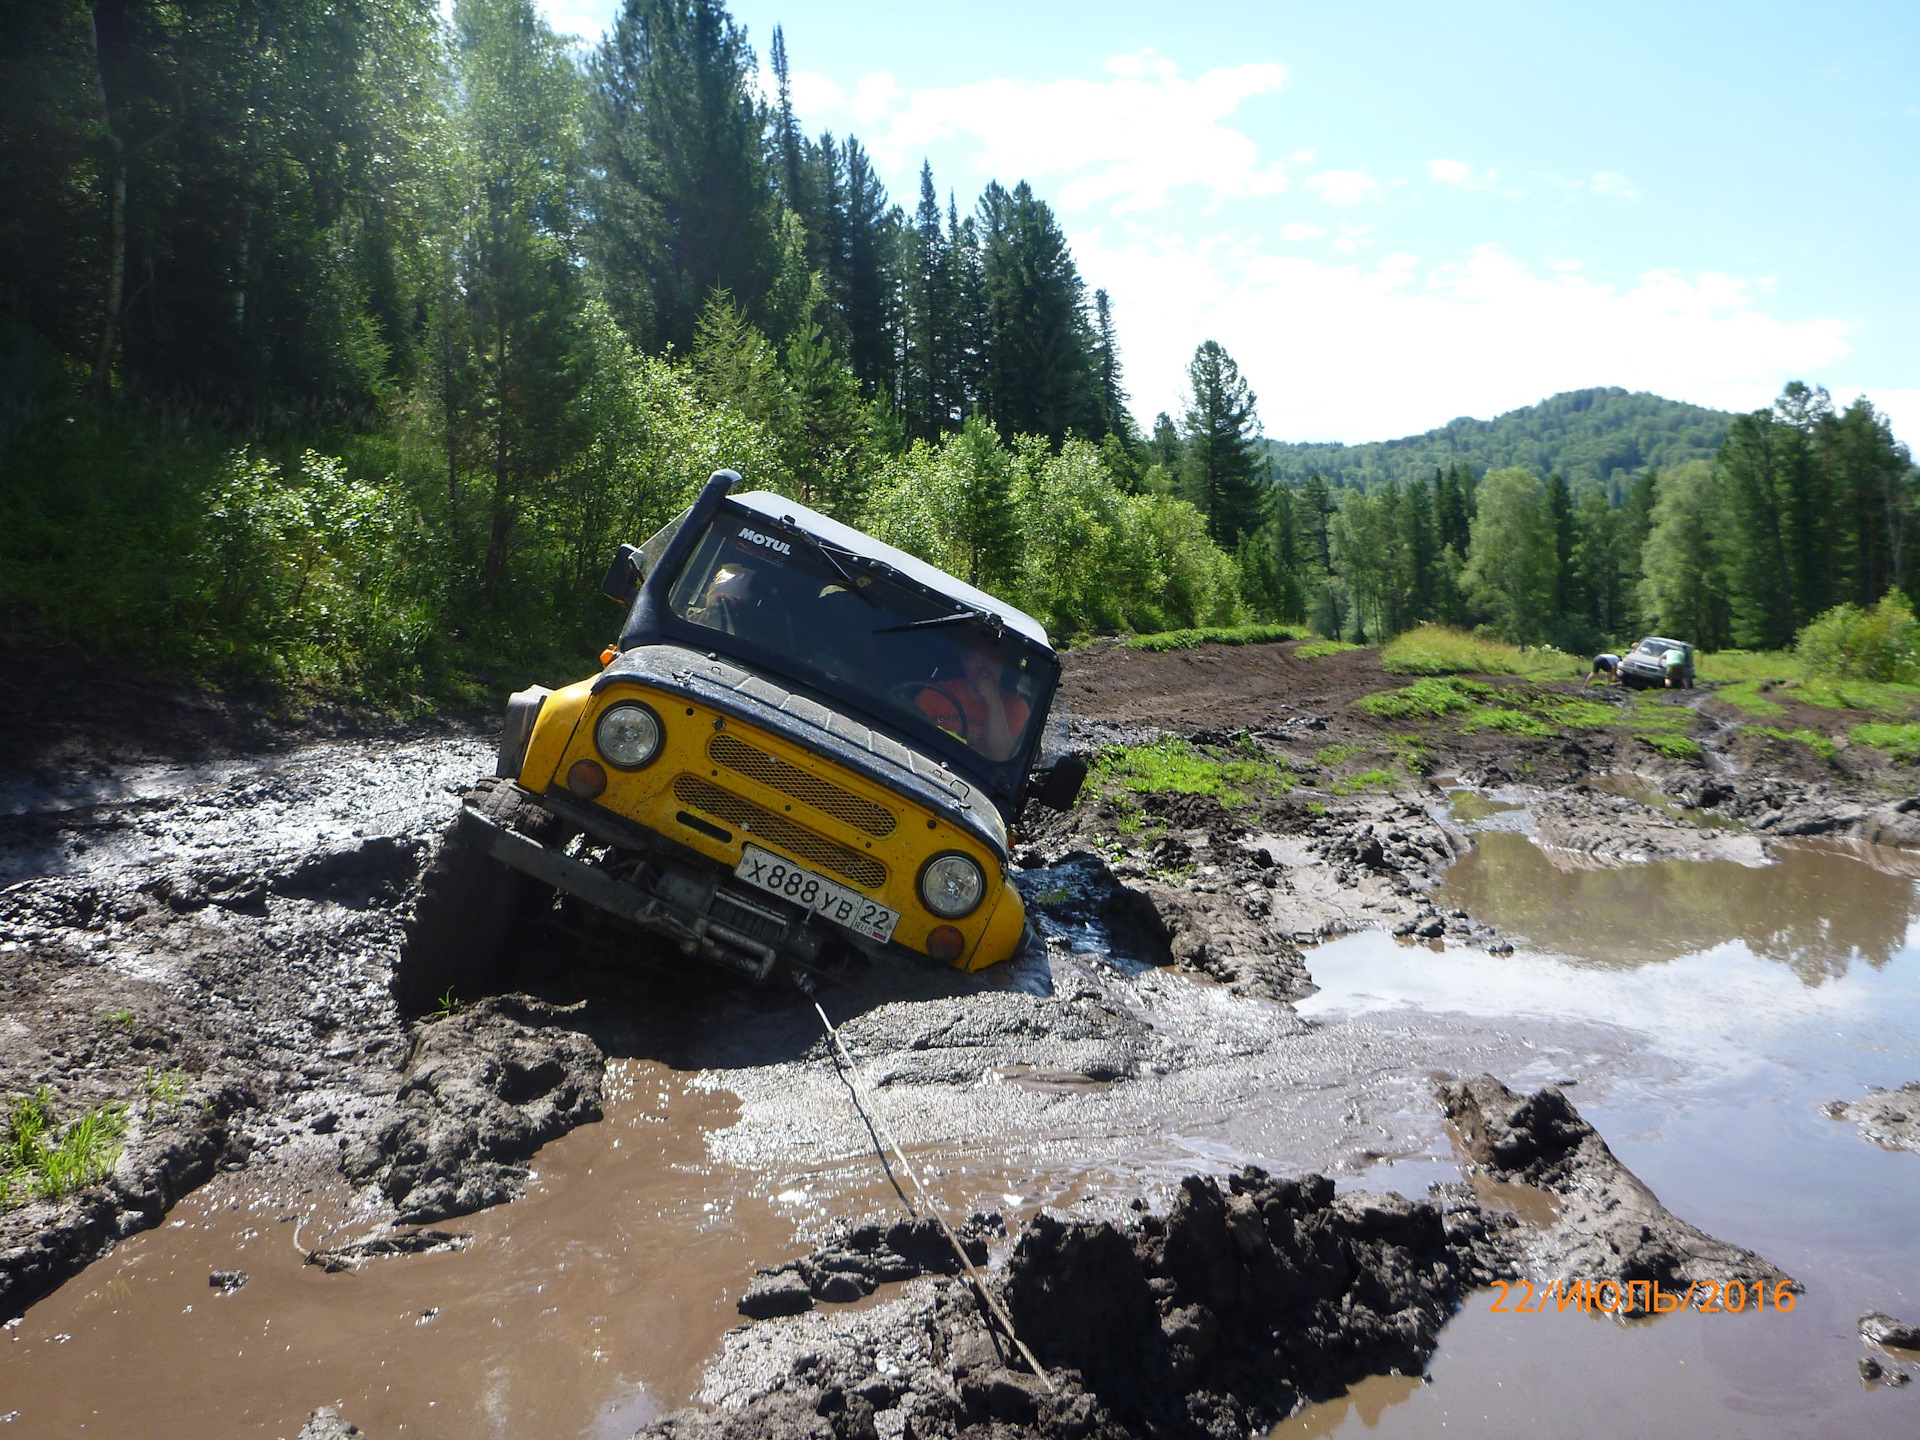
393;780;561;1016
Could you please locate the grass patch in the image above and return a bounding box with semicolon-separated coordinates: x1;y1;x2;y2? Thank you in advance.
1314;742;1365;768
1534;698;1622;729
1093;738;1278;807
1638;733;1704;761
1125;622;1312;653
1711;679;1788;717
1753;726;1839;764
1331;769;1397;795
102;1007;136;1031
3;1088;129;1209
1355;676;1492;720
1305;800;1327;816
1379;624;1580;681
1850;723;1920;761
1461;708;1556;738
141;1068;187;1118
1794;677;1920;714
1293;639;1362;661
1695;649;1798;684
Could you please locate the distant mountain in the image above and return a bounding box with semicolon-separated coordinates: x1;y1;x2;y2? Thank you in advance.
1263;388;1735;493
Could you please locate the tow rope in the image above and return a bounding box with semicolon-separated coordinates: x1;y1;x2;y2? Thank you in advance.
801;979;1055;1393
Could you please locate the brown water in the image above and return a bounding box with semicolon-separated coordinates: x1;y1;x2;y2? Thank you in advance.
1291;830;1920;1438
0;1066;775;1439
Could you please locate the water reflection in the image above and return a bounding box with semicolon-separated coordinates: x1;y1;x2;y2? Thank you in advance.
1439;833;1920;980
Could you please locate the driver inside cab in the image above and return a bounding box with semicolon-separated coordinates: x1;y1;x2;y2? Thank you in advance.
916;648;1029;761
693;564;754;633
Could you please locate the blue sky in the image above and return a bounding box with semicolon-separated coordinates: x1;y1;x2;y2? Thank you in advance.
539;0;1920;446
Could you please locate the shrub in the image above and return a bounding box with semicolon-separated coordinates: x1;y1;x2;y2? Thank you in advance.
1795;593;1920;684
1126;623;1309;652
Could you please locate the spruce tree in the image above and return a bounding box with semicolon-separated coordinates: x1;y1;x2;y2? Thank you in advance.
586;0;781;353
1180;340;1265;549
977;181;1102;446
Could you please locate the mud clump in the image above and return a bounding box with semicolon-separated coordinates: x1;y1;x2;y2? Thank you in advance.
652;1170;1515;1440
305;1228;474;1272
740;1215;1003;1316
1824;1082;1920;1156
1437;1074;1791;1308
341;997;603;1222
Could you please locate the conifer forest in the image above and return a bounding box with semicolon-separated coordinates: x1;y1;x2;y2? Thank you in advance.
3;0;1916;701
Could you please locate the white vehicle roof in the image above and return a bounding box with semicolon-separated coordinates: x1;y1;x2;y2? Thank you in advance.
730;490;1052;650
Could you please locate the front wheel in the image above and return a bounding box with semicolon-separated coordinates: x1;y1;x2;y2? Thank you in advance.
392;780;561;1015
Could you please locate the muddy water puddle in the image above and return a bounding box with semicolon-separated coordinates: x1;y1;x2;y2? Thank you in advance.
0;1058;1133;1439
1291;833;1920;1437
0;1065;768;1439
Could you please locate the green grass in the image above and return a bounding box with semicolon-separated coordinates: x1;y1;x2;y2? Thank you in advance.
1331;768;1397;795
1461;708;1556;738
1695;649;1798;684
1125;622;1312;652
1092;738;1281;807
1794;677;1920;713
1638;733;1705;760
1752;726;1840;764
1305;800;1327;816
1534;698;1622;729
102;1007;136;1032
1293;639;1362;661
1314;742;1365;767
1849;723;1920;761
1355;676;1492;719
3;1088;129;1209
1379;624;1581;681
1711;679;1789;717
141;1068;187;1118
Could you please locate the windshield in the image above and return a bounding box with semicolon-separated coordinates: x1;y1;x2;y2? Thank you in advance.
664;514;1055;785
1636;639;1668;656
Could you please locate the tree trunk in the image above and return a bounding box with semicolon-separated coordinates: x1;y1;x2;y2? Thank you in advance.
87;4;128;399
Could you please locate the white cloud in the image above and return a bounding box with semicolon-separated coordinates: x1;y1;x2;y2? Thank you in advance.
1280;223;1324;241
1428;158;1498;190
849;71;904;125
1305;169;1380;207
1550;169;1643;202
1861;389;1920;450
1073;234;1851;442
798;50;1292;213
1588;170;1642;201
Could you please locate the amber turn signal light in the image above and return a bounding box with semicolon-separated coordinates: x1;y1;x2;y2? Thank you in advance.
926;925;965;963
600;647;618;665
567;758;608;799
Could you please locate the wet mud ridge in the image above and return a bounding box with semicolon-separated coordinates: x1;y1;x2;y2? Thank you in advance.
649;1079;1786;1440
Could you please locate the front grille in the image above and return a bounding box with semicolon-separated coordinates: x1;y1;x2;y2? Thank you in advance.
672;775;888;890
709;734;896;837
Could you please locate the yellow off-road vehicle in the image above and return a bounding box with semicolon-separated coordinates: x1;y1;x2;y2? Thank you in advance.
394;470;1086;1012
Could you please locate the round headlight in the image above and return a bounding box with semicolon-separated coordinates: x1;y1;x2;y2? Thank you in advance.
595;702;662;769
919;852;985;919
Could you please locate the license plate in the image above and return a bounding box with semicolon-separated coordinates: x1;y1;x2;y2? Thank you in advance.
734;844;899;943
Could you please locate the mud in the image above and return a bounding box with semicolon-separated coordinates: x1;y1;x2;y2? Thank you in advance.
639;1074;1791;1440
1436;1075;1790;1309
3;635;1917;1435
1826;1082;1920;1156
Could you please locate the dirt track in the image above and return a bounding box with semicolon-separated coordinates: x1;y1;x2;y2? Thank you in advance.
2;636;1917;1435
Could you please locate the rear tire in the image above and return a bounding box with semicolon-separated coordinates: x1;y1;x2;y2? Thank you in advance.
393;779;562;1016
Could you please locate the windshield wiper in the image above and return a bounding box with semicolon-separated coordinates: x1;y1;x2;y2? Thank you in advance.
789;529;879;606
874;605;1005;638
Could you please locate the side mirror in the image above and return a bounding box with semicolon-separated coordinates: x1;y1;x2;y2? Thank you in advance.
1034;755;1087;812
601;543;644;606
